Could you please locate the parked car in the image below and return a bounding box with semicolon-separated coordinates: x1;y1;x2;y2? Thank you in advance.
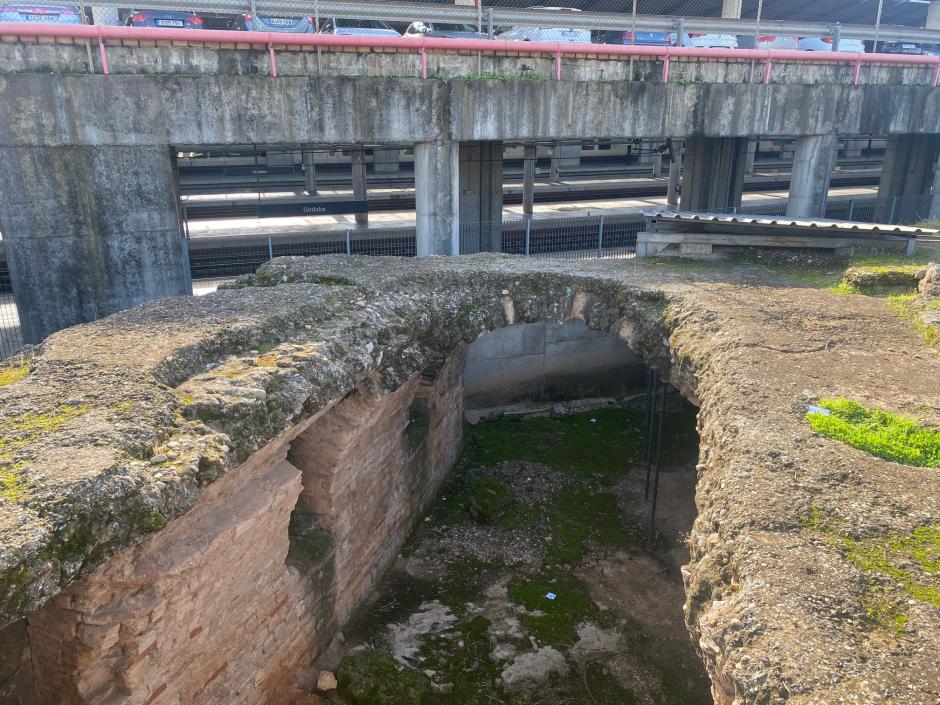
672;32;738;49
596;30;671;46
739;34;799;50
879;41;940;56
126;9;204;29
0;3;82;24
498;6;592;43
403;21;482;40
231;13;314;33
318;17;400;37
798;36;866;52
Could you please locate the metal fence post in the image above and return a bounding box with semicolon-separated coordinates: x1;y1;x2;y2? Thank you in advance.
486;8;494;39
524;218;532;256
267;234;274;261
675;18;685;46
831;23;841;52
345;230;352;255
890;196;898;224
597;214;605;258
847;198;855;221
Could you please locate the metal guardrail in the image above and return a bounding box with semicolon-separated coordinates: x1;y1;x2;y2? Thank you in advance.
15;0;940;45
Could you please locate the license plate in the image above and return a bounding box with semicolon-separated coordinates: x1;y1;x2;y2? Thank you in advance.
26;14;58;22
156;19;184;27
267;17;293;26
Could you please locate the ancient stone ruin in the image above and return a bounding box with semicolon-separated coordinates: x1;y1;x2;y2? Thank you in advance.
0;254;937;704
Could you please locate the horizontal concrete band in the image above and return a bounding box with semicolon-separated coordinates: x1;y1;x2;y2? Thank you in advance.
2;74;940;146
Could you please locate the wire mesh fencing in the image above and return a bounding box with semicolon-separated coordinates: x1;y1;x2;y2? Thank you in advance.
0;243;24;362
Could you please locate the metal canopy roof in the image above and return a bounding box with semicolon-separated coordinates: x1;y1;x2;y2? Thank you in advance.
642;210;939;234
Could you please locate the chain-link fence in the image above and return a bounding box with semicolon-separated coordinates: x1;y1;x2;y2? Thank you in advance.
0;192;936;358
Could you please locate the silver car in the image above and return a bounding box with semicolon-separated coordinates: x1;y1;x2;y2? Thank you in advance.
498;6;592;44
798;36;866;52
672;32;738;49
318;17;400;37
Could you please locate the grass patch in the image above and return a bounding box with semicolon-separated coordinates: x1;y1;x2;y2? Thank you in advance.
806;398;940;468
888;294;940;349
0;364;29;387
542;485;635;564
462;409;643;482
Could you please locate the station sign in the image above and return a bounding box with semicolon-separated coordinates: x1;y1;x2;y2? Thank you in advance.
224;165;298;177
255;201;370;217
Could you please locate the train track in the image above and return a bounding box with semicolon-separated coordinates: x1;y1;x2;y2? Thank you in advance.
180;171;881;220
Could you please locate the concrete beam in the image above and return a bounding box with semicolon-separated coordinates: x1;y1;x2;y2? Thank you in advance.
459;141;504;253
787;135;838;218
929;0;940;30
414;141;459;257
878;134;940;222
680;137;747;212
721;0;743;19
0;145;191;343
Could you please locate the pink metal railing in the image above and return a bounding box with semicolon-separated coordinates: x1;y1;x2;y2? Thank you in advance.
1;22;938;86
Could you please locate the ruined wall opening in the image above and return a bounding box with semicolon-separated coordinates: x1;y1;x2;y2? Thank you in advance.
314;321;712;705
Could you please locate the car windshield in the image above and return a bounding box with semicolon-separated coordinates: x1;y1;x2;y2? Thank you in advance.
337;18;390;29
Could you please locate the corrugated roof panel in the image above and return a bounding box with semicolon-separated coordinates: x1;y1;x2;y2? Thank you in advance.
641;210;938;235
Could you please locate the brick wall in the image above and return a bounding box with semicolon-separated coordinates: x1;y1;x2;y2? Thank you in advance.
2;348;466;705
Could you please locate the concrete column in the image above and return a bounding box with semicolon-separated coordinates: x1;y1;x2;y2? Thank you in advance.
745;140;758;175
721;0;742;19
522;143;537;218
459;141;504;253
414;141;459;257
0;145;191;344
786;135;838;218
302;150;317;195
351;148;368;227
878;134;940;223
666;140;683;209
550;143;579;182
679;137;748;212
372;148;400;175
929;153;940;219
928;0;940;30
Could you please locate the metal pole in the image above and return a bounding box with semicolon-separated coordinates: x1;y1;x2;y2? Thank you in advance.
250;0;257;25
676;18;685;46
487;7;494;39
890;196;898;223
345;229;352;255
848;199;855;221
524;218;532;256
268;235;274;261
755;0;764;44
631;0;637;44
648;378;666;546
832;23;841;53
643;370;657;499
597;214;605;257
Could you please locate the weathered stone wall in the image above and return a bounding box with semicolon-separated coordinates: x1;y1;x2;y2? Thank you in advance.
0;348;466;705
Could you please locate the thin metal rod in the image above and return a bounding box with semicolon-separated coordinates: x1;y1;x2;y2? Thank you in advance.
643;370;657;499
648;378;667;546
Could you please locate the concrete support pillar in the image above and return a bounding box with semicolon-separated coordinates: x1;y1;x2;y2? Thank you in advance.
929;153;940;219
745;140;758;176
351;148;368;227
721;0;742;19
414;141;459;257
302;150;317;195
878;134;940;223
786;135;838;218
522;143;537;219
459;141;504;253
679;137;748;212
372;148;400;175
0;145;191;343
550;143;579;182
928;0;940;30
666;140;683;210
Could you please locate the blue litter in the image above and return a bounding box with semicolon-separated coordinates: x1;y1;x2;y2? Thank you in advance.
545;592;557;600
807;406;831;416
590;418;597;424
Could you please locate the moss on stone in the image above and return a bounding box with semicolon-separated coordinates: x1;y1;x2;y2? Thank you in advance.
508;572;603;649
806;398;940;468
0;364;29;387
466;476;514;524
337;650;433;705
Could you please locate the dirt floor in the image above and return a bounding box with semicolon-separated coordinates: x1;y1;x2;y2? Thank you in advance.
311;403;712;705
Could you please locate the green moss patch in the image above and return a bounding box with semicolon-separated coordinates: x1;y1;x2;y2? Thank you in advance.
837;265;922;296
806;398;940;468
466;476;514;524
509;572;603;649
462;409;643;482
542;485;634;565
888;294;940;350
337;650;433;705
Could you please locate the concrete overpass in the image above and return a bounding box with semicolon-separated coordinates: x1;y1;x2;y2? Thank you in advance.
1;27;940;343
